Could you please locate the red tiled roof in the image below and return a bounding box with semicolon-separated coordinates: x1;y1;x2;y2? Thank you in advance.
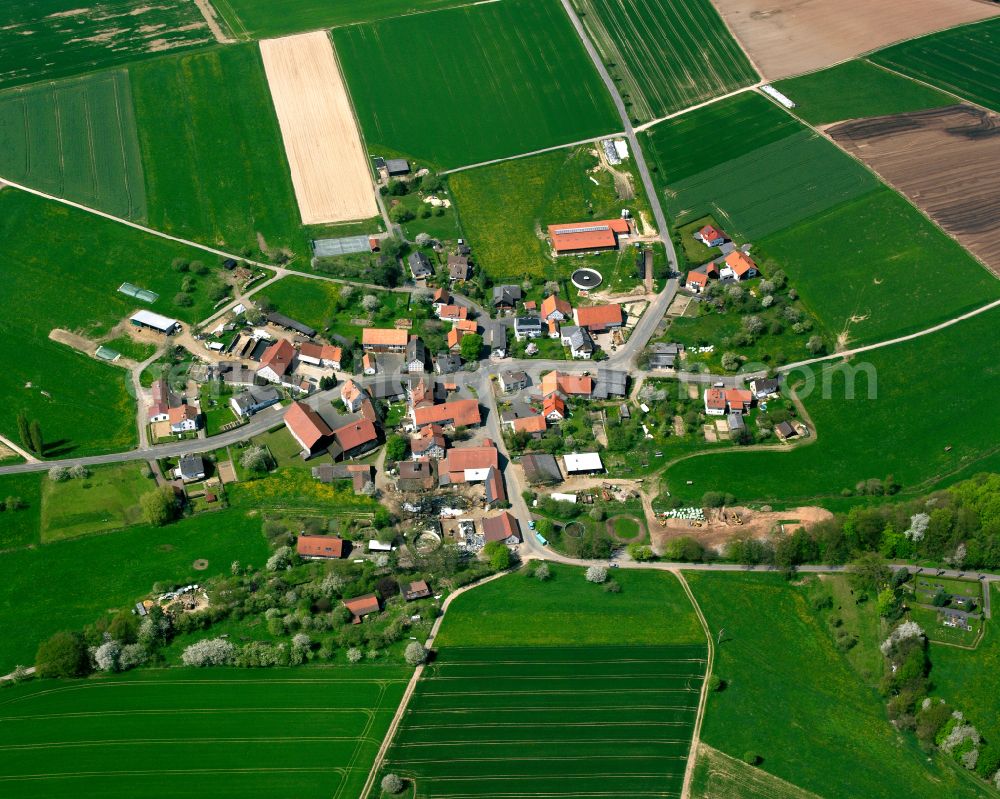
444;443;498;476
698;224;725;241
438;304;468;321
725;251;757;277
541;294;572;319
333;419;378;453
547;219;630;252
260;338;295;376
686;271;709;286
482;512;521;543
168;404;198;424
297;534;344;558
574;304;623;330
284;401;333;450
544;395;566;418
512;414;547;434
362;328;408;348
344;594;380;617
413;399;480;428
704;388;726;410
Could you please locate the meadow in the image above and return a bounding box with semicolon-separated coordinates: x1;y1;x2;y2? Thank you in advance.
383;565;706;797
0;474;42;552
0;509;269;671
575;0;758;121
211;0;471;38
662;305;1000;506
131;45;307;259
40;462;155;542
334;0;621;169
688;572;984;799
0;189;227;456
0;70;146;219
0;0;213;91
449;145;648;281
773;60;952;125
870;18;1000;113
0;666;411;798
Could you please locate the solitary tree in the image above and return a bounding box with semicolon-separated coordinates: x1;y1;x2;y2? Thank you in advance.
140;486;176;527
361;294;380;313
241;444;273;473
483;540;511;571
806;335;825;355
585;566;608;584
721;352;740;372
459;333;483;362
404;641;428;666
49;465;69;482
385;434;408;462
35;631;89;678
381;773;404;795
534;563;551;581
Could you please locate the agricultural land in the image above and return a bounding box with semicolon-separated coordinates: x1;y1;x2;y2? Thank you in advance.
131;44;307;258
382;564;707;797
334;0;621;169
0;70;146;219
0;0;214;91
688;572;988;799
871;18;1000;113
0;667;410;798
707;0;999;80
773;59;953;125
829;105;1000;274
573;0;758;121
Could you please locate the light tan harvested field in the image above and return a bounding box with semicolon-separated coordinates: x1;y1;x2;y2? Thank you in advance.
828;104;1000;275
709;0;1000;80
259;31;378;225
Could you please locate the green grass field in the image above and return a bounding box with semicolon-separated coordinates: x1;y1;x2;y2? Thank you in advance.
0;509;269;671
0;188;229;457
101;335;156;362
384;565;706;797
870;18;1000;113
0;0;213;91
755;188;1000;346
0;70;146;218
334;0;621;169
449;145;648;281
0;666;411;798
40;462;155;542
773;60;953;125
435;563;703;646
131;45;307;259
688;572;984;799
212;0;470;38
662;305;1000;506
575;0;758;121
0;474;42;552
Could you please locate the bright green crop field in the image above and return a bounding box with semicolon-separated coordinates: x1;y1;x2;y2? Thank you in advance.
334;0;621;169
0;0;213;91
0;188;229;457
131;45;307;259
450;145;651;281
662;305;1000;506
0;666;411;798
0;70;146;219
0;474;42;552
688;572;986;799
212;0;470;38
773;60;952;125
870;18;1000;113
0;509;269;671
575;0;758;121
382;565;706;797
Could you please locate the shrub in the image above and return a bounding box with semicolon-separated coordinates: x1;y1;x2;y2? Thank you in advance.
743;751;760;766
140;486;177;527
48;466;69;482
93;639;122;672
35;631;89;678
534;563;551;581
347;647;363;663
483;540;511;571
604;580;621;593
585;566;608;583
241;444;273;473
181;638;235;667
266;546;295;572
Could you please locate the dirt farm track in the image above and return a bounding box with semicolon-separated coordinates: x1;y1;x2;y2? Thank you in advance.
829;105;1000;275
708;0;999;80
259;31;378;225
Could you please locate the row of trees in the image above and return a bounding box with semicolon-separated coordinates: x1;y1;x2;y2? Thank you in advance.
16;412;43;456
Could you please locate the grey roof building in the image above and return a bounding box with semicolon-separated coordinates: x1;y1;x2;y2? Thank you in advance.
591;369;628;399
484;322;507;355
561;325;594;357
519;453;562;485
178;454;206;482
408;251;433;279
405;336;427;372
434;352;464;374
230;385;281;418
266;312;316;338
492;284;522;308
386;158;410;176
369;377;406;401
514;316;542;339
448;254;471;281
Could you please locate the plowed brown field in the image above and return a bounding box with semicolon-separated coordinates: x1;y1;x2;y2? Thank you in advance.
709;0;999;80
829;104;1000;275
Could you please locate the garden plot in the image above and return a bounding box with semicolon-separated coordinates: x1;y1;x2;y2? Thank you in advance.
260;31;379;225
0;0;213;90
828;104;1000;274
574;0;758;121
707;0;999;80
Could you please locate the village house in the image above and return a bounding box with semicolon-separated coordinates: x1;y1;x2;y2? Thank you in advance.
297;342;342;370
297;534;346;560
726;388;754;414
230;385;280;418
329;419;380;461
564;452;604;475
348;463;375;494
649;342;682;370
591;369;628;400
363;353;377;375
547;218;630;254
540;294;572;322
520;453;562;485
750;378;780;399
411;424;447;459
505;413;547;437
499;370;529;393
541;371;593;399
398;458;437;492
408;374;443;409
441;441;499;484
704;387;727;416
434;352;463;374
411;399;481;429
484;322;507;358
370;377;406;402
775;420;797;441
514;316;543;341
178;453;206;482
408;251;433;280
148;378;173;423
721;251;758;281
257;339;296;386
685;270;710;293
560;326;595;359
168;404;200;433
448;254;471;281
343;594;380;623
574;303;624;333
341;379;367;413
694;224;727;248
362;328;408;353
431;287;450;309
492;284;522;311
284;401;334;457
405;336;428;373
482;511;522;545
437;304;468;323
543;394;567;421
485;465;507;506
403;580;432;601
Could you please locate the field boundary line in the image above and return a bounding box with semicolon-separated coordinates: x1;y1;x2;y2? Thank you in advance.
860;58;998;119
634;83;764;133
358;568;512;799
440;131;626;175
673;569;713;799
